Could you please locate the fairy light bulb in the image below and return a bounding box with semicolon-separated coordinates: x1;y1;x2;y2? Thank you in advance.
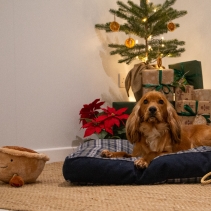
135;40;139;44
142;18;147;22
161;37;164;47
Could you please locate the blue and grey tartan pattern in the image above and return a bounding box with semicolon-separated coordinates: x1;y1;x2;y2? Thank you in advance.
166;177;202;184
68;139;211;162
68;139;135;161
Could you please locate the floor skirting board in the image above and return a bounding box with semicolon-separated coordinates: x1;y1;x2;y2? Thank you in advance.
36;146;77;163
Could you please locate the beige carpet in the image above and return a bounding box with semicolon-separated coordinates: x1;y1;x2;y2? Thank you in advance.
1;162;211;211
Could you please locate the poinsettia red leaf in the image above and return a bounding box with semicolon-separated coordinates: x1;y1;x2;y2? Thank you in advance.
104;119;113;129
105;126;113;135
84;127;96;137
79;108;88;116
118;114;129;119
95;127;102;134
82;122;92;128
79;99;104;119
92;99;101;104
112;118;120;127
95;115;108;122
106;106;116;113
115;114;129;121
115;107;128;115
104;118;120;129
91;99;105;110
95;101;105;109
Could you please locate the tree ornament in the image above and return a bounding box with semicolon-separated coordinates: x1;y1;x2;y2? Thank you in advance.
110;15;120;32
167;22;176;32
125;37;135;48
157;56;162;68
95;0;187;64
193;115;207;125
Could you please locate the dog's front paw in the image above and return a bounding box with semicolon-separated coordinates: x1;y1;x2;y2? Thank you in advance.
134;158;149;169
101;150;114;158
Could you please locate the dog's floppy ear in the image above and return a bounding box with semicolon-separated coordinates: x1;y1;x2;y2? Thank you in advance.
126;103;142;144
166;101;181;144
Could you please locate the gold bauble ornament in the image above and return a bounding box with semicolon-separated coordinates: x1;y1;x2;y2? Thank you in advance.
167;22;176;32
109;21;120;32
125;38;135;48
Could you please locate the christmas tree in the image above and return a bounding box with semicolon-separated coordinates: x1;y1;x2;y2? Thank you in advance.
95;0;187;65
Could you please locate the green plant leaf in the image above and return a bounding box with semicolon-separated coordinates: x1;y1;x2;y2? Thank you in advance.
97;130;108;139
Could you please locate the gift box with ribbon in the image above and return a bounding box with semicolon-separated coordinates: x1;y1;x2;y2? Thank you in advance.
175;100;211;125
175;100;196;114
169;60;203;89
175;85;194;101
142;69;174;101
193;89;211;101
125;62;157;102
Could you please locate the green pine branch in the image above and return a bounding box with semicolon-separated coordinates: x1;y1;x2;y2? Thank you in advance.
95;0;187;64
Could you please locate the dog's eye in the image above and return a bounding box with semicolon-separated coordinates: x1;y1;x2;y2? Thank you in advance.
159;99;164;104
143;99;148;104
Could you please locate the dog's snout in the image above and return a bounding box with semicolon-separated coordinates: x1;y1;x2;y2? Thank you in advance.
149;106;157;114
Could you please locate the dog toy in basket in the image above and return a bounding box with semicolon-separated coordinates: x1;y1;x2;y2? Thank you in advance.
0;146;49;187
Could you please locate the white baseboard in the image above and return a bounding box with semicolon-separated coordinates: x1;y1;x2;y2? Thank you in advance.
36;146;77;163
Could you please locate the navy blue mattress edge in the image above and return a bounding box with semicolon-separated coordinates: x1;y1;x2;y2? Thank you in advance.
62;150;211;185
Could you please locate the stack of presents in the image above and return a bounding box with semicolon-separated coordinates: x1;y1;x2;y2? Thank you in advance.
113;60;211;126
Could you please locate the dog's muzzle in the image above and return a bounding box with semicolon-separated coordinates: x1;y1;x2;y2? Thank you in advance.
149;106;157;116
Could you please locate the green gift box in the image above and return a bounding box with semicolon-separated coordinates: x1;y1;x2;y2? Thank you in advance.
112;102;136;115
112;101;136;139
169;60;203;89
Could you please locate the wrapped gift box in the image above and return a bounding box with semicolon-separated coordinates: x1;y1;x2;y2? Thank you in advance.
176;100;211;115
169;60;203;89
197;101;211;115
179;116;195;125
175;85;194;101
193;89;211;101
175;100;196;114
142;69;174;101
176;100;211;125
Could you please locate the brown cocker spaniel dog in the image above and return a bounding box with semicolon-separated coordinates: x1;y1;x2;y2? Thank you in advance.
101;91;211;168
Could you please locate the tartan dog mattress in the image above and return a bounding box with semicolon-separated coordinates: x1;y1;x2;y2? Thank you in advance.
62;139;211;185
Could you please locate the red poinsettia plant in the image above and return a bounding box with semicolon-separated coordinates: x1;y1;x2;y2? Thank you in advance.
79;99;129;139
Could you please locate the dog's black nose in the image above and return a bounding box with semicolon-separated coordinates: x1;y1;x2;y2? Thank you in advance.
149;106;157;114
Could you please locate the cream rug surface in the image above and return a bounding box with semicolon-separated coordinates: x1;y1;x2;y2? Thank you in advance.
0;162;211;211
